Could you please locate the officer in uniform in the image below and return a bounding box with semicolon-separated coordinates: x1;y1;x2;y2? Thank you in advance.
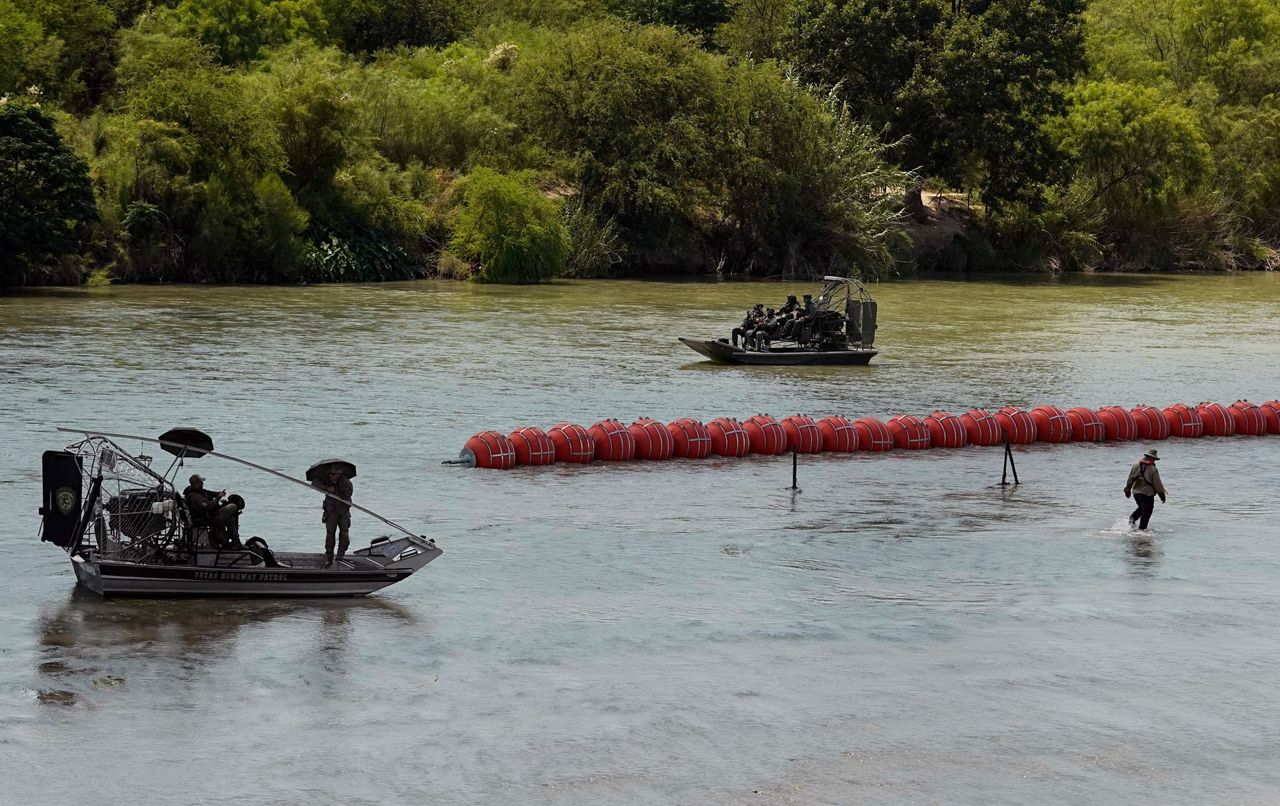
183;474;242;547
320;464;354;566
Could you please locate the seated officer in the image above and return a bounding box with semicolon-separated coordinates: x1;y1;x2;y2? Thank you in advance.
732;304;765;347
183;474;242;548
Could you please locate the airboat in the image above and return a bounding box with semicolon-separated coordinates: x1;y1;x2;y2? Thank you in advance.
679;276;879;366
39;427;442;598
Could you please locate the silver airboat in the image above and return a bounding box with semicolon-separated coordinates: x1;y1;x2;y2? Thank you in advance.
39;427;442;598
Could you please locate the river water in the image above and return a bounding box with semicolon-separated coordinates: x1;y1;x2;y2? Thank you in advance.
3;275;1280;804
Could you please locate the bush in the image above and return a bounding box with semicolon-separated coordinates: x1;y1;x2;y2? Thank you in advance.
448;168;566;282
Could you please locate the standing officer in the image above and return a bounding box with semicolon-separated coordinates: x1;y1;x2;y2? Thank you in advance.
1124;448;1167;530
320;464;354;566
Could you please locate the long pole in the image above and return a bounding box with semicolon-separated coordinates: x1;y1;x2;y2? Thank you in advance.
790;449;799;491
57;427;424;539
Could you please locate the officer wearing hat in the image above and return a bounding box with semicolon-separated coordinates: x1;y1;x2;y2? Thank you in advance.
1124;448;1168;530
183;473;242;547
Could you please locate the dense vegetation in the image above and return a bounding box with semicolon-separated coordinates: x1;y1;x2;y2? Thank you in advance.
1;0;1277;285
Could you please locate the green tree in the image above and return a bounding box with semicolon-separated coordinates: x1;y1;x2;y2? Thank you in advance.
785;0;942;127
609;0;732;43
0;1;61;94
320;0;465;54
449;168;566;282
172;0;329;64
0;102;98;283
1054;80;1209;213
786;0;1087;208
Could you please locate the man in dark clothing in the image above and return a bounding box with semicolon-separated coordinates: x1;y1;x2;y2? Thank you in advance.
319;464;354;565
746;307;776;350
183;473;241;547
778;295;800;316
732;304;765;347
1124;448;1168;530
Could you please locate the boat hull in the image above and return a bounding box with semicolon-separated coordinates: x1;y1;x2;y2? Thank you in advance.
70;538;442;598
679;338;876;366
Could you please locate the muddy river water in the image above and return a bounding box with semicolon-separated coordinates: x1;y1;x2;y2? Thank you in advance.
3;275;1280;804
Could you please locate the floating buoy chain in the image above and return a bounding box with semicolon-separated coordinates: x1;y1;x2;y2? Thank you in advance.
456;400;1280;469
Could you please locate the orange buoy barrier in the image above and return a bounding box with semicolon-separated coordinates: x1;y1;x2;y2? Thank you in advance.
888;414;930;449
1097;406;1137;441
1229;401;1267;437
589;419;636;461
1196;402;1235;437
1130;405;1170;440
960;408;1002;446
781;414;823;453
924;411;967;448
707;417;750;457
1064;407;1105;442
1030;405;1071;443
995;407;1036;444
1259;401;1280;434
743;415;787;455
1162;404;1204;438
853;417;893;451
461;431;517;470
509;426;556;466
629;418;674;460
816;415;858;452
549;422;595;463
667;418;712;459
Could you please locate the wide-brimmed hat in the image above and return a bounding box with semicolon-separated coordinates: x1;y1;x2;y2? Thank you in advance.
1143;449;1159;460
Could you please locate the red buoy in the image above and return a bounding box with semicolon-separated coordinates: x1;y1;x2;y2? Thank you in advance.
887;414;930;449
1162;404;1204;438
781;414;823;453
959;408;1002;446
1195;402;1235;437
816;415;858;452
995;407;1036;444
461;431;516;470
1259;401;1280;434
667;418;712;459
508;426;556;466
589;419;636;461
852;417;893;451
1030;405;1072;443
707;417;750;457
1130;405;1170;440
1228;401;1267;436
742;415;787;455
923;411;967;449
549;422;595;463
1097;406;1137;441
1064;407;1105;442
629;418;674;460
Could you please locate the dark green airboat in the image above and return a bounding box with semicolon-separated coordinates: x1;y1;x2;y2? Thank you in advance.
679;276;879;366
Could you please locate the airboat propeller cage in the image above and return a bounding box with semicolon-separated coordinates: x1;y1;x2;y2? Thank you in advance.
819;276;876;348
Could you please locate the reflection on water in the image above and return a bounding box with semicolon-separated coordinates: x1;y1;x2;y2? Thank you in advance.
36;589;413;706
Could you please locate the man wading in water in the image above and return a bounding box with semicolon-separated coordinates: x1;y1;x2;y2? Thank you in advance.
1124;448;1168;530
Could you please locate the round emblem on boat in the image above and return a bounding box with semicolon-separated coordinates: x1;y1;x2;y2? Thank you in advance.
55;487;78;516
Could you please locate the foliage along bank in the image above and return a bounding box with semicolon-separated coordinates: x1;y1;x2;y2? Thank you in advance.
1;0;1277;286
